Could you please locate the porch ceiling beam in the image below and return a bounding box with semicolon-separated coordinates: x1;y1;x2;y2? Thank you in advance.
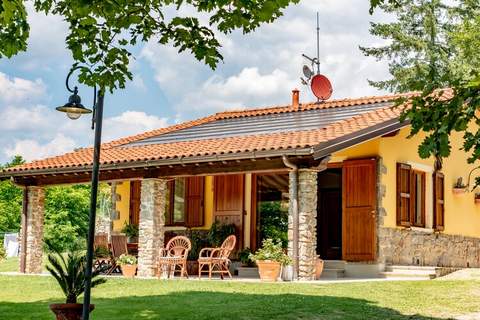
10;156;323;186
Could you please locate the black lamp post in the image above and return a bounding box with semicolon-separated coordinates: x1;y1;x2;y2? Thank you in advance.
56;66;104;320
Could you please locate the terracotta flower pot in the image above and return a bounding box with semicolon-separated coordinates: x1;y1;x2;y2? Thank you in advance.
315;256;324;280
49;303;94;320
453;188;466;194
256;260;281;282
121;264;137;278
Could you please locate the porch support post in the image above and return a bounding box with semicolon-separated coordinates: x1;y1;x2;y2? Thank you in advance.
137;178;166;277
21;186;45;274
297;169;318;280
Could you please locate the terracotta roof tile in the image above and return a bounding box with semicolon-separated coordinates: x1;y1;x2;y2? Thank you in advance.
6;88;455;175
4;101;403;174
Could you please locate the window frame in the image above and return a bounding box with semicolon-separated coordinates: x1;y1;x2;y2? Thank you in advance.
396;163;427;228
165;177;205;227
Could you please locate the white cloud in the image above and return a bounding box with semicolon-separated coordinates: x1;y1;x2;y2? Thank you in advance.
180;67;297;111
4;133;76;162
140;0;391;117
0;73;46;104
102;111;169;142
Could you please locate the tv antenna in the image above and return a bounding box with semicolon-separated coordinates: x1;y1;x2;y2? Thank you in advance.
300;12;332;102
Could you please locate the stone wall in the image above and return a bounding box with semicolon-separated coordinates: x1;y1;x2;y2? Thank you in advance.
378;227;480;268
297;169;318;280
24;186;45;274
137;179;166;277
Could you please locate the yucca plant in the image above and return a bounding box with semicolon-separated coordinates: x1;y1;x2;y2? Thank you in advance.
46;247;107;304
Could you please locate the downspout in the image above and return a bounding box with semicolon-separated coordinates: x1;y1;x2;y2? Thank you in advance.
19;186;28;273
282;155;299;280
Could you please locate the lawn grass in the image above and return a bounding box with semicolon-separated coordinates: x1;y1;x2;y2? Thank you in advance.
0;273;479;320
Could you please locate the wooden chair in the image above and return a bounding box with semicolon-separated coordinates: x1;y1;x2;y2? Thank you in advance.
93;233;111;272
198;235;236;279
157;236;191;279
107;234;129;275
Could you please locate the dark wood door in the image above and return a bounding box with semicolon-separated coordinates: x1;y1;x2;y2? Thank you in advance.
342;158;377;261
214;174;244;248
317;189;342;260
129;180;141;225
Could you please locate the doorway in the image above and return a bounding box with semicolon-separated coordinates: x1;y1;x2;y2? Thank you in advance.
316;169;342;260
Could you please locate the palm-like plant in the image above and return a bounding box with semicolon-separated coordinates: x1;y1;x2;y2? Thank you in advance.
46;248;107;304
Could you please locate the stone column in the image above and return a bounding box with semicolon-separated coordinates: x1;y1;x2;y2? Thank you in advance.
23;186;45;274
137;179;166;277
297;169;318;280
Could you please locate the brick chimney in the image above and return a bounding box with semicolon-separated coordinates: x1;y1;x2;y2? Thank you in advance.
292;89;300;110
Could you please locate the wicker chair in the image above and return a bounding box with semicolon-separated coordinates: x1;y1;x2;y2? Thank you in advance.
198;235;236;279
157;236;191;279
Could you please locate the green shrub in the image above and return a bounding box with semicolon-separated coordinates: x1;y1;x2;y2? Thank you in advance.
239;247;255;267
207;221;236;247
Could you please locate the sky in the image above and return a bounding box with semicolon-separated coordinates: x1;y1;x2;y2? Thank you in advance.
0;0;391;164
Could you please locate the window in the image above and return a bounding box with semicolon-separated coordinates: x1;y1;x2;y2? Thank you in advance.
396;163;426;228
165;177;205;227
433;172;445;231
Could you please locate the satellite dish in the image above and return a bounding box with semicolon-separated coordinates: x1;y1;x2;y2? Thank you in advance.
310;74;333;101
303;65;313;79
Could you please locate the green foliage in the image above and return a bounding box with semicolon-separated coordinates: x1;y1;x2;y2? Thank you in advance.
186;229;209;260
121;222;139;239
117;254;137;266
365;1;480;182
360;0;456;93
94;245;111;259
0;0;301;92
207;221;236;247
249;239;292;266
258;201;288;249
43;185;91;253
238;247;255;267
46;244;107;304
0;156;25;234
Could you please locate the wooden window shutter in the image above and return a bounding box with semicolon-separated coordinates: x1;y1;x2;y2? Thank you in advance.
185;176;205;227
433;171;445;231
396;163;412;227
129;181;141;225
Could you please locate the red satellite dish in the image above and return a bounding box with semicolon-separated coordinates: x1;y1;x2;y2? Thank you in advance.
310;74;333;101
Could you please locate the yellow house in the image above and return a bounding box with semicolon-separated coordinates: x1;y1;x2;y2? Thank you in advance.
3;89;480;280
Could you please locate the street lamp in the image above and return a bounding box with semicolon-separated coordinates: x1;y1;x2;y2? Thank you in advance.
56;66;105;320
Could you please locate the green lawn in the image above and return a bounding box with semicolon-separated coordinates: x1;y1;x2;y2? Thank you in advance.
1;258;479;319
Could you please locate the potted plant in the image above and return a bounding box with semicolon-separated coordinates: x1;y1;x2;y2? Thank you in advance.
47;248;107;320
249;239;292;282
121;222;139;243
453;177;467;194
118;254;137;278
186;230;209;275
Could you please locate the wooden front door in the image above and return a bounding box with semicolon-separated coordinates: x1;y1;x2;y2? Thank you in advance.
129;180;141;225
214;174;244;248
342;158;377;261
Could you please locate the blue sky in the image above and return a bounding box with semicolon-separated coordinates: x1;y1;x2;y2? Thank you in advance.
0;0;390;164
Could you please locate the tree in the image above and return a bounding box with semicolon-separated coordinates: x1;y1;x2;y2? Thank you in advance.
360;0;454;93
0;156;25;234
363;0;480;178
1;0;303;92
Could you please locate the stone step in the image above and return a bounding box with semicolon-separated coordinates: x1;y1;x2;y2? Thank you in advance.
323;260;346;270
380;271;435;280
386;265;438;272
320;268;345;279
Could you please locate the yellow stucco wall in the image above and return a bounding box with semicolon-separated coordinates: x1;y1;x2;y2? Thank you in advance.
333;127;480;238
113;181;130;232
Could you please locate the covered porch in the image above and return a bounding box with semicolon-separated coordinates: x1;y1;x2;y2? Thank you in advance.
14;155;329;280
